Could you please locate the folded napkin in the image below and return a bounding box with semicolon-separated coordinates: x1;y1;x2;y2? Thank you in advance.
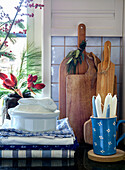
0;136;75;145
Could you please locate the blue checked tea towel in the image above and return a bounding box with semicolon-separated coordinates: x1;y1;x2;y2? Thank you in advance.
0;118;75;138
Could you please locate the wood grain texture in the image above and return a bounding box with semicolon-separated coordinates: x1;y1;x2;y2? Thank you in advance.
84;119;93;144
84;75;117;145
96;41;115;104
59;23;88;119
66;58;97;142
59;57;68;119
88;149;125;162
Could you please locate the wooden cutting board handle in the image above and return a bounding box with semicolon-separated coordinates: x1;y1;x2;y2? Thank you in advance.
97;41;115;104
102;41;111;71
78;24;86;46
77;23;88;74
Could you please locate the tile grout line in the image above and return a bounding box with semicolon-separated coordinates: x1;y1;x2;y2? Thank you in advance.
51;36;122;108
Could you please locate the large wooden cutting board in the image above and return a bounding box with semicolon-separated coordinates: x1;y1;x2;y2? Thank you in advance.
66;58;97;143
96;41;115;104
59;24;88;119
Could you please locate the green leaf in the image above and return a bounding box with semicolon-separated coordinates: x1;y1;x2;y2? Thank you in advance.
66;51;74;58
82;53;84;61
74;59;77;65
75;50;80;58
20;81;27;89
72;50;76;57
0;51;15;60
0;86;12;98
9;37;16;44
16;22;25;30
67;62;73;73
66;57;73;64
79;40;86;50
65;41;86;74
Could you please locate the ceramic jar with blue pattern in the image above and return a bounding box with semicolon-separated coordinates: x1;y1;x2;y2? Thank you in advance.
91;116;125;156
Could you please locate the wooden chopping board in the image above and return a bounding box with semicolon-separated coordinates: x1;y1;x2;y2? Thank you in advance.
59;24;88;119
84;75;117;145
84;41;116;145
59;57;68;119
96;41;115;104
66;58;97;143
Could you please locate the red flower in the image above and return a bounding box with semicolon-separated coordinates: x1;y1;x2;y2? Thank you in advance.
0;73;45;97
27;74;45;92
0;73;17;89
0;73;23;97
0;73;8;80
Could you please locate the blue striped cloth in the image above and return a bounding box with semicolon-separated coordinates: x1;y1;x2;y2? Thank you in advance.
0;118;74;138
0;150;75;158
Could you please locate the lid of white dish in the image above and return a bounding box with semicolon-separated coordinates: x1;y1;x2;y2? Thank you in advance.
9;108;60;118
8;98;60;118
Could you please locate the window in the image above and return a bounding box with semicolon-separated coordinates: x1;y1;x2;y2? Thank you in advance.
0;0;43;124
0;0;27;75
0;0;43;87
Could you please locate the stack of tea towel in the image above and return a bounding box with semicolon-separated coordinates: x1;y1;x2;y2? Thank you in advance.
0;118;78;158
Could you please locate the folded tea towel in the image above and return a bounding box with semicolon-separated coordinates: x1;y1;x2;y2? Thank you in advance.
0;136;75;145
0;118;77;145
0;138;79;150
0;118;74;138
0;149;75;158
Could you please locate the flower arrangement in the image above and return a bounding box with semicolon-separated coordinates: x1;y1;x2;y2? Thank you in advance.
0;0;44;98
0;72;45;98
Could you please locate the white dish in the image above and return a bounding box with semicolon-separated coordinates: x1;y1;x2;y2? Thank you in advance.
8;98;60;132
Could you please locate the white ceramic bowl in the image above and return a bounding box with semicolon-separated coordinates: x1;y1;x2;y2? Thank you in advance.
8;98;60;132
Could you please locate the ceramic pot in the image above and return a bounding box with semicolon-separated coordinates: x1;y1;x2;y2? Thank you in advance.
8;98;59;132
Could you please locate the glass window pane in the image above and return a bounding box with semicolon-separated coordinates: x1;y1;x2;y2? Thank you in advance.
0;0;27;33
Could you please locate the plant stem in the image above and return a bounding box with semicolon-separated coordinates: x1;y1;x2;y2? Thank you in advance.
18;50;26;81
0;20;13;27
0;0;24;50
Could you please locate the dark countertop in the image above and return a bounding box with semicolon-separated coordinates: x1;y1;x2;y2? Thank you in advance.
0;143;124;170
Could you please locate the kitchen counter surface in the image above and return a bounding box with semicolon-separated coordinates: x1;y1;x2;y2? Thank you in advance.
0;143;124;170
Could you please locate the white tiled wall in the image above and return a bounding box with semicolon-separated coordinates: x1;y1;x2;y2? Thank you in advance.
51;36;122;118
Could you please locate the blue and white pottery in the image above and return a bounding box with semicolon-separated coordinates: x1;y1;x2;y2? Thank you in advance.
91;116;125;156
